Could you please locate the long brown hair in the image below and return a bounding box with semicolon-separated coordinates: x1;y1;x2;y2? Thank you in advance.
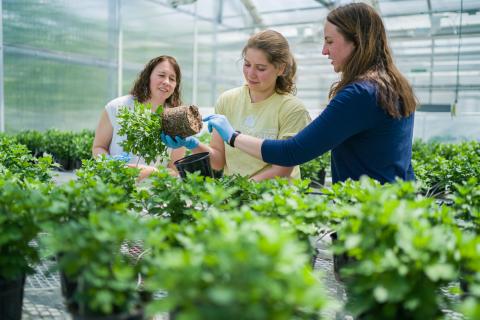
242;30;297;95
130;55;182;107
327;3;417;118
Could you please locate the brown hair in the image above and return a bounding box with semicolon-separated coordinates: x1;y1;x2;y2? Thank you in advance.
327;3;417;118
242;30;297;95
130;55;182;107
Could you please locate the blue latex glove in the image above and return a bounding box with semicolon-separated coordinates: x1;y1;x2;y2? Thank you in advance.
202;114;235;143
107;152;132;163
161;132;199;150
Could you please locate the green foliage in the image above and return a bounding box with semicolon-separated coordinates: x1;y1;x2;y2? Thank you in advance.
0;135;54;182
450;177;480;232
117;101;168;165
220;174;311;206
14;130;46;157
76;156;140;201
46;178;130;225
145;211;329;319
300;151;330;183
247;183;329;250
412;140;480;196
45;211;147;316
72;129;95;162
0;174;50;279
331;182;461;319
9;129;94;170
142;168;237;223
143;169;312;224
320;177;419;207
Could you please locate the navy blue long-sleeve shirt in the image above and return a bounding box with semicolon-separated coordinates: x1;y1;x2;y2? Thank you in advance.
261;81;415;184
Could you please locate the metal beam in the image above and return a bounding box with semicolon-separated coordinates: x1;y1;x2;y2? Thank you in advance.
314;0;335;10
239;0;265;29
146;0;237;29
4;45;143;71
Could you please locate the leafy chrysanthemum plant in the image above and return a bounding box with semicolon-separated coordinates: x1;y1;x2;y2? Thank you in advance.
117;101;168;165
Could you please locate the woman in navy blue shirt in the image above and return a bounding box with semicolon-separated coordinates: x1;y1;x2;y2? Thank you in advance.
206;3;417;184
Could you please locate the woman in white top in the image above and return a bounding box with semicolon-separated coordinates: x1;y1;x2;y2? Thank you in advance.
92;55;185;180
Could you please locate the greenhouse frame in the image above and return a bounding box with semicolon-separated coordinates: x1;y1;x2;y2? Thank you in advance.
0;1;479;320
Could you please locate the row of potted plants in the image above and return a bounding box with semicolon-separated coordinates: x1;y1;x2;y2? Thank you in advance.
5;129;94;170
2;135;480;319
0;137;56;320
412;140;480;197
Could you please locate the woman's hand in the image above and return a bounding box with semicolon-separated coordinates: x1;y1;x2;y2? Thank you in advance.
202;114;235;143
161;133;199;150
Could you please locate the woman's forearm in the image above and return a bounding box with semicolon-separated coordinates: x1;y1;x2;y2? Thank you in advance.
92;146;109;157
233;134;264;160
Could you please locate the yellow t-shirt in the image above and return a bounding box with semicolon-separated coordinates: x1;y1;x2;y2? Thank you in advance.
215;85;311;179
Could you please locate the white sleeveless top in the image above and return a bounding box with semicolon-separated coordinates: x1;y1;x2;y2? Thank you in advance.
105;95;169;166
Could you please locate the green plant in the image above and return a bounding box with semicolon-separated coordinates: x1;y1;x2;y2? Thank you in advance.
247;183;329;252
142;168;237;223
117;101;168;165
45;211;147;316
14;130;46;157
46;178;130;224
43;129;75;168
0;174;50;280
71;129;95;163
300;151;330;184
332;186;461;319
0;135;54;183
457;233;480;317
76;156;140;201
145;211;330;319
450;177;480;232
412;140;480;196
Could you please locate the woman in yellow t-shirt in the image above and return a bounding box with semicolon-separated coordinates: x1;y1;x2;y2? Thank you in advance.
162;30;311;181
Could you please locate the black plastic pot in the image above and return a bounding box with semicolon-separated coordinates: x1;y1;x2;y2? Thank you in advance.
0;274;26;320
459;266;474;297
317;169;326;185
174;152;213;179
213;169;224;179
60;270;79;312
330;232;353;281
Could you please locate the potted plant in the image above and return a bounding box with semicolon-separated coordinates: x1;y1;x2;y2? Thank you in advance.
117;102;202;166
332;191;461;319
300;151;330;186
0;174;50;320
14;129;46;157
145;211;330;319
75;157;140;204
0;135;54;183
45;210;148;319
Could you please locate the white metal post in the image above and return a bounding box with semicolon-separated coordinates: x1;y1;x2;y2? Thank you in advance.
0;1;4;132
108;0;121;99
192;1;198;104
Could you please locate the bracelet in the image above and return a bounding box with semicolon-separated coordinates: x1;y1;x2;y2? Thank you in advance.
229;131;241;147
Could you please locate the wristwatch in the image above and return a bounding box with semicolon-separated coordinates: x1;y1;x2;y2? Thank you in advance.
229;130;241;147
